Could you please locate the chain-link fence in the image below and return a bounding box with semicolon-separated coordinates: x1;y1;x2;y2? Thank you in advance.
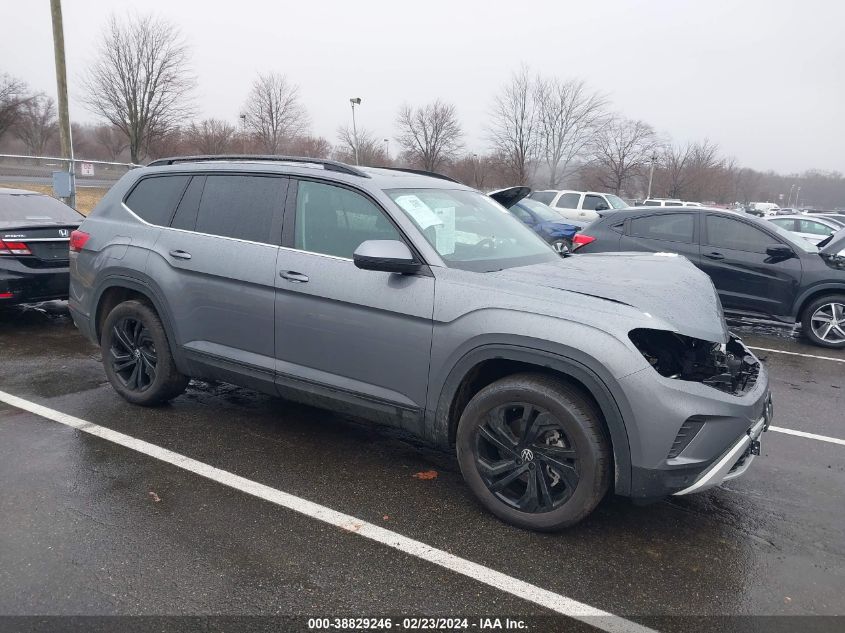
0;154;139;213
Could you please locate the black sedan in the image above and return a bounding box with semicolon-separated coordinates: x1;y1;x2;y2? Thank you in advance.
573;206;845;348
0;188;83;305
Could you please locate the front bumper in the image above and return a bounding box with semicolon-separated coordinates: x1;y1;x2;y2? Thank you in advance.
0;260;70;304
673;401;771;495
620;335;772;500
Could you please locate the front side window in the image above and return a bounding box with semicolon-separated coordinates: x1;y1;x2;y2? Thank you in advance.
798;219;834;236
629;213;695;243
705;215;774;253
387;188;558;272
295;180;404;259
582;194;606;211
125;175;190;226
195;175;284;243
555;193;581;209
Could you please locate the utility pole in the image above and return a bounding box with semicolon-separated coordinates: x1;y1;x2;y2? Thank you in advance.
646;152;657;200
50;0;75;209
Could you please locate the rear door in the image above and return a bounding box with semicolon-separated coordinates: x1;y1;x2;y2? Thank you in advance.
553;192;583;221
699;213;802;317
273;178;434;424
146;173;287;383
619;211;700;263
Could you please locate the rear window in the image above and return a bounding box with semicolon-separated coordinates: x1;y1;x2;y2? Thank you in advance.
0;193;83;223
125;176;190;226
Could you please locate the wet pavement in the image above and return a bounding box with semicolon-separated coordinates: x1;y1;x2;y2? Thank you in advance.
0;302;843;631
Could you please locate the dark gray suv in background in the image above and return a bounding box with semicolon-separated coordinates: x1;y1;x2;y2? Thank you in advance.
68;156;772;530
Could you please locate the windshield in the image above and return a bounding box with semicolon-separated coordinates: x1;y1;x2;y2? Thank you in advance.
0;193;83;223
517;198;563;222
605;194;628;209
387;188;559;272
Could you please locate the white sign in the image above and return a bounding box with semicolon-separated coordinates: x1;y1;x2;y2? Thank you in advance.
80;162;94;176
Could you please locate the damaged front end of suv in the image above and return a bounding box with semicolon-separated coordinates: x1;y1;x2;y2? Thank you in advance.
629;328;760;395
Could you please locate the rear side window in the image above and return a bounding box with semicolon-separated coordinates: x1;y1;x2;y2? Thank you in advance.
529;191;556;205
629;213;694;243
194;175;285;244
555;193;581;209
705;215;774;253
125;176;190;226
769;218;796;231
643;200;661;206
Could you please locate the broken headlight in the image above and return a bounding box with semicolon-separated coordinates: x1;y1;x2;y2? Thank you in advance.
629;329;759;395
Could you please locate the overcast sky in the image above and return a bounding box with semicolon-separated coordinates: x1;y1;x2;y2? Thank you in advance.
3;0;844;173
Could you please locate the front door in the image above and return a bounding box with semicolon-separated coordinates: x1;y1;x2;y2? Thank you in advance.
273;178;435;426
698;213;802;317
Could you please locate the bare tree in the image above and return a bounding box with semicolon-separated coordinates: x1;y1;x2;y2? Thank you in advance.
286;135;332;158
0;73;31;143
489;66;538;184
590;117;657;195
14;94;57;155
93;123;129;161
336;126;388;166
242;72;309;154
661;142;692;198
82;14;195;163
534;77;607;188
184;118;236;154
395;100;463;171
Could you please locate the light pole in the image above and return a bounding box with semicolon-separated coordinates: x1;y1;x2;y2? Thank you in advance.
795;186;802;209
646;152;658;200
349;97;362;165
383;138;389;160
787;184;795;207
239;113;247;154
472;153;480;189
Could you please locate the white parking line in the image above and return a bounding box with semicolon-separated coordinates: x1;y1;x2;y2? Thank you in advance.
747;346;845;363
0;389;654;633
769;426;845;446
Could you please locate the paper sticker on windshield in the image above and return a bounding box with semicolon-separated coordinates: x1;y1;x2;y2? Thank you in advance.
393;195;442;231
433;207;456;255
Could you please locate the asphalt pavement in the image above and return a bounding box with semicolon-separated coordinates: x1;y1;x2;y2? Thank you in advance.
0;302;843;633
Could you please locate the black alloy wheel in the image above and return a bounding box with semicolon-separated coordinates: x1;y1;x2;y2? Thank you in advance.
475;402;580;513
109;317;157;392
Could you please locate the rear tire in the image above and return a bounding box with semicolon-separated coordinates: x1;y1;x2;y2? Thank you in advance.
456;373;610;531
101;300;189;405
801;294;845;349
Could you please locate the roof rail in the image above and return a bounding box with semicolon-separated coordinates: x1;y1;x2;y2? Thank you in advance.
376;167;463;184
146;155;370;178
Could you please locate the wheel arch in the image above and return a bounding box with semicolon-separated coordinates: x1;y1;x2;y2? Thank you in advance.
430;345;633;496
92;273;187;371
793;283;845;321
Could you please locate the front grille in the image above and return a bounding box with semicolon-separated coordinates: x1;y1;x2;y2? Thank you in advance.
667;418;705;459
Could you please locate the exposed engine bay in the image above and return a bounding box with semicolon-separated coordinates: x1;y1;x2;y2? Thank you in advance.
629;329;760;395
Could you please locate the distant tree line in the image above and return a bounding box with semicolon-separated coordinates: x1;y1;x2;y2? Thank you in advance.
0;13;843;209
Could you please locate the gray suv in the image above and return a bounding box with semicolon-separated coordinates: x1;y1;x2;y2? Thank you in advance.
68;156;772;530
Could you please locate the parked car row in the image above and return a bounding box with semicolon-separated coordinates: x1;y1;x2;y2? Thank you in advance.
526;189;628;221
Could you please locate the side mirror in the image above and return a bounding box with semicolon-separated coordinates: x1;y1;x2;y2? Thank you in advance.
765;244;794;260
594;203;609;212
353;240;421;274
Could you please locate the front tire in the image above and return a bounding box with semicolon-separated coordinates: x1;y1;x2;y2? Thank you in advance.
801;294;845;348
456;373;610;531
101;300;189;405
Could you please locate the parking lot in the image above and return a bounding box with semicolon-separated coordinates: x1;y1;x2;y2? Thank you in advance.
0;302;843;632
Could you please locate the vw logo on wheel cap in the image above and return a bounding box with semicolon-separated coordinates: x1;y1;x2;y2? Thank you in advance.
520;448;534;462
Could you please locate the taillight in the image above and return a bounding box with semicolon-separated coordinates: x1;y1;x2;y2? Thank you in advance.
69;230;90;252
0;239;32;256
572;234;596;250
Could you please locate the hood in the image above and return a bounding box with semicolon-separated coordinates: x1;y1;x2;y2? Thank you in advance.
491;252;729;343
488;186;531;209
819;229;845;255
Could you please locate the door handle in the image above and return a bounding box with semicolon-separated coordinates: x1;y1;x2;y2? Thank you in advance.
280;270;309;283
168;250;192;260
704;251;725;260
